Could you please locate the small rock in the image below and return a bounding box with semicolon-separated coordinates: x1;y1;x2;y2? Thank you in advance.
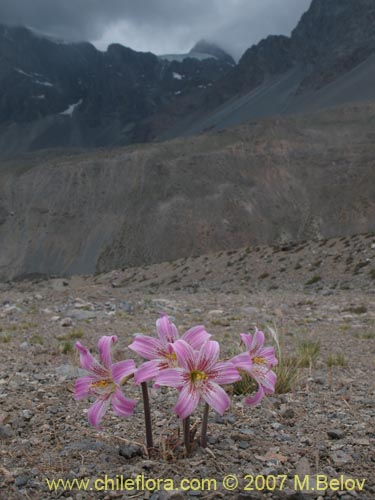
159;492;185;500
327;429;345;440
119;445;143;459
330;450;353;465
0;425;13;439
60;317;73;327
15;476;29;487
281;407;295;419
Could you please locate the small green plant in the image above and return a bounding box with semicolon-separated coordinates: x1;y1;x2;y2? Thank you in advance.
0;333;11;343
358;332;375;340
274;357;300;394
30;334;44;345
268;326;299;394
305;275;321;286
327;353;347;367
61;340;74;354
233;372;257;395
343;305;367;314
297;340;320;367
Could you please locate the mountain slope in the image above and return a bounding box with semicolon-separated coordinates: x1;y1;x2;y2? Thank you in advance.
0;25;233;157
160;0;375;137
0;103;374;280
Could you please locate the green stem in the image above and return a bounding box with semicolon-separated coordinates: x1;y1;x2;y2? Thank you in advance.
200;403;209;448
183;416;191;455
141;382;153;453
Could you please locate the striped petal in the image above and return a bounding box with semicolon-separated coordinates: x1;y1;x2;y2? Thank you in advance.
74;375;97;400
182;326;211;349
251;364;276;393
111;388;136;417
214;361;242;385
87;396;111;428
197;340;220;371
203;381;231;415
259;346;278;366
240;333;253;351
75;341;108;378
244;385;265;406
230;352;253;372
135;359;163;384
98;336;117;369
174;384;201;419
112;359;136;384
251;329;265;354
155;367;185;388
156;314;179;344
128;335;163;360
172;339;195;371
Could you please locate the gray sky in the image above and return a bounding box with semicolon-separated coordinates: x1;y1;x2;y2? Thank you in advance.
0;0;312;59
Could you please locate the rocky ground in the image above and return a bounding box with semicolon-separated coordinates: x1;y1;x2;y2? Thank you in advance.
1;232;375;499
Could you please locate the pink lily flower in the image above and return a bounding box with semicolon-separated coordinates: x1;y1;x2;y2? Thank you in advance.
75;336;137;428
129;314;211;384
231;329;278;406
155;339;241;419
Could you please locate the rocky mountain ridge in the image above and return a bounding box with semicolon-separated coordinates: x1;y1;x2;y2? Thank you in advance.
2;0;375;154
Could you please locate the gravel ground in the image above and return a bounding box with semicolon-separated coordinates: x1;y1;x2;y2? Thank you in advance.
1;233;375;499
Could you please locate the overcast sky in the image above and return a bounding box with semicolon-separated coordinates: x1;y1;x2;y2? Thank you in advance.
0;0;312;60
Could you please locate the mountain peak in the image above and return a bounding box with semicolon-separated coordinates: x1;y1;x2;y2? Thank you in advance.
189;39;235;65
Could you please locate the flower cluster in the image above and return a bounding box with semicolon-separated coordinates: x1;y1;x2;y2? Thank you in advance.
74;314;278;449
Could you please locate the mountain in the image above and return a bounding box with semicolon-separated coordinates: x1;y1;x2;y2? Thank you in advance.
1;102;374;280
2;0;375;155
166;0;375;136
159;39;235;65
0;25;233;157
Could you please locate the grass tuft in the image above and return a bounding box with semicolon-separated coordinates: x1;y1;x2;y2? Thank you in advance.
327;353;347;367
297;340;320;368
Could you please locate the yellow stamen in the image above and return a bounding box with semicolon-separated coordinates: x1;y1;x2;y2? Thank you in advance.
253;356;266;365
190;370;208;383
91;379;111;389
165;352;177;361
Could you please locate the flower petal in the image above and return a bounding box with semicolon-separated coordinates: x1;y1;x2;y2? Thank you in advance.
111;388;136;417
128;335;163;361
197;340;220;371
87;396;111;428
155;368;184;388
230;352;253;372
244;385;264;406
98;336;117;369
259;346;278;366
251;364;276;393
174;384;201;419
156;314;179;344
251;329;265;354
112;359;136;384
172;339;195;371
240;333;253;351
135;359;163;384
74;375;97;400
75;341;108;378
182;325;211;350
203;381;231;415
214;362;242;385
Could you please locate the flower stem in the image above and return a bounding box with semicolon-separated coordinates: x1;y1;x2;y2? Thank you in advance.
141;382;153;453
183;416;191;455
200;403;209;448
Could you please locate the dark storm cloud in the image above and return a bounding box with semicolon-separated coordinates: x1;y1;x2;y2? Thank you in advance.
0;0;312;59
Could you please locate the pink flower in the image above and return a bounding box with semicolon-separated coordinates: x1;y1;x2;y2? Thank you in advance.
129;314;211;384
155;339;241;419
75;336;137;428
231;329;278;406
